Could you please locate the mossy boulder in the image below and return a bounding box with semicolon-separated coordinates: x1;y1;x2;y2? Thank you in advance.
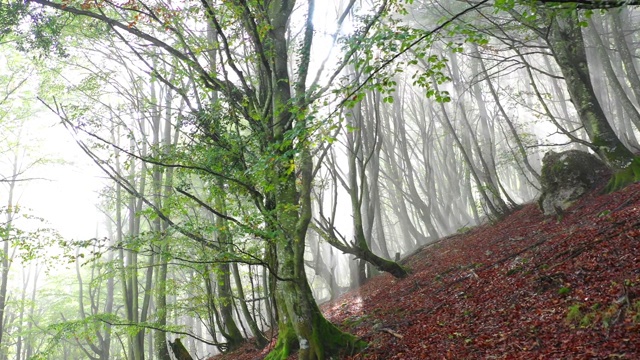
537;150;609;215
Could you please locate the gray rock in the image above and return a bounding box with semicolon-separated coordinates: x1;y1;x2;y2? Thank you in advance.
537;150;609;215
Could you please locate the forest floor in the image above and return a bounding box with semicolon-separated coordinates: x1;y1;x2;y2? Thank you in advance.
212;180;640;359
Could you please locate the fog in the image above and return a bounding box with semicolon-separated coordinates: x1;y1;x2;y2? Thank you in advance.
1;1;639;359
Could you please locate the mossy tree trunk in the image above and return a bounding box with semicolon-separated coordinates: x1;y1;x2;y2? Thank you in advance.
544;11;640;191
586;17;640;133
264;1;365;359
266;154;366;359
215;262;245;350
28;0;371;358
231;262;268;348
546;12;635;168
214;182;245;351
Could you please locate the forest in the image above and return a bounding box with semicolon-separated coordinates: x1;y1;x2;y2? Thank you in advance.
0;0;639;359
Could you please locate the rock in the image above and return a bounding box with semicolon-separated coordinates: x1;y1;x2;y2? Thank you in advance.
537;150;609;215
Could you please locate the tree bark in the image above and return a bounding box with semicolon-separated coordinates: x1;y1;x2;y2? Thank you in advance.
0;150;20;357
473;47;541;184
264;2;366;358
609;10;640;106
231;262;268;348
586;17;640;132
545;12;635;168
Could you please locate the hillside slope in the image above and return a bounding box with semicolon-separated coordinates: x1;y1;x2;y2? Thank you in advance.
215;181;640;359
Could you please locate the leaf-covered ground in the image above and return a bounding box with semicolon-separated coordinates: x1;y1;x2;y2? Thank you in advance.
213;181;640;359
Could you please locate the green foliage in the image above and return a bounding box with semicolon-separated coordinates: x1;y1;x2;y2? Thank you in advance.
0;1;28;39
579;310;596;328
456;225;472;234
337;6;458;108
566;304;583;325
0;1;68;57
597;209;611;218
0;206;63;263
493;0;517;12
564;298;638;330
632;301;640;324
605;157;640;193
32;313;184;359
558;286;571;296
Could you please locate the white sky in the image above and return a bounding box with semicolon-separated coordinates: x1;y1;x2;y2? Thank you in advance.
6;115;105;241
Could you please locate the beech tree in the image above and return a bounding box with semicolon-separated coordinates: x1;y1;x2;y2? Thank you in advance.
461;1;640;189
2;0;640;358
0;45;63;359
8;0;416;358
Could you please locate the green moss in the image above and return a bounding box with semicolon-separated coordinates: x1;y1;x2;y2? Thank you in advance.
312;312;367;357
597;209;612;218
601;304;621;329
632;301;640;323
265;311;367;360
506;267;522;276
342;315;370;328
579;312;596;328
558;287;571;296
566;304;582;325
264;325;297;360
540;150;607;188
605;157;640;193
456;225;473;234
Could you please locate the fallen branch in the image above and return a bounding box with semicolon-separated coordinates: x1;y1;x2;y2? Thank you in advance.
379;328;403;339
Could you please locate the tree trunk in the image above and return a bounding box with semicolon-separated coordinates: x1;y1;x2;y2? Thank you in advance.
346;112;407;278
168;339;193;360
609;10;640;107
0;150;20;358
15;267;28;360
231;262;268;348
203;266;224;354
24;263;39;360
216;261;245;351
435;86;506;220
213;178;245;351
113;128;145;360
586;17;640;132
546;12;635;168
264;2;367;357
391;96;442;238
473;47;541;184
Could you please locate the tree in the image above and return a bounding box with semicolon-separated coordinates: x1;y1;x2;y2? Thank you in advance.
0;44;61;359
11;0;413;358
500;3;640;190
7;0;640;358
339;0;640;192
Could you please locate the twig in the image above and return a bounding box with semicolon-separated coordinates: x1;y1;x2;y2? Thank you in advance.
379;328;403;339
